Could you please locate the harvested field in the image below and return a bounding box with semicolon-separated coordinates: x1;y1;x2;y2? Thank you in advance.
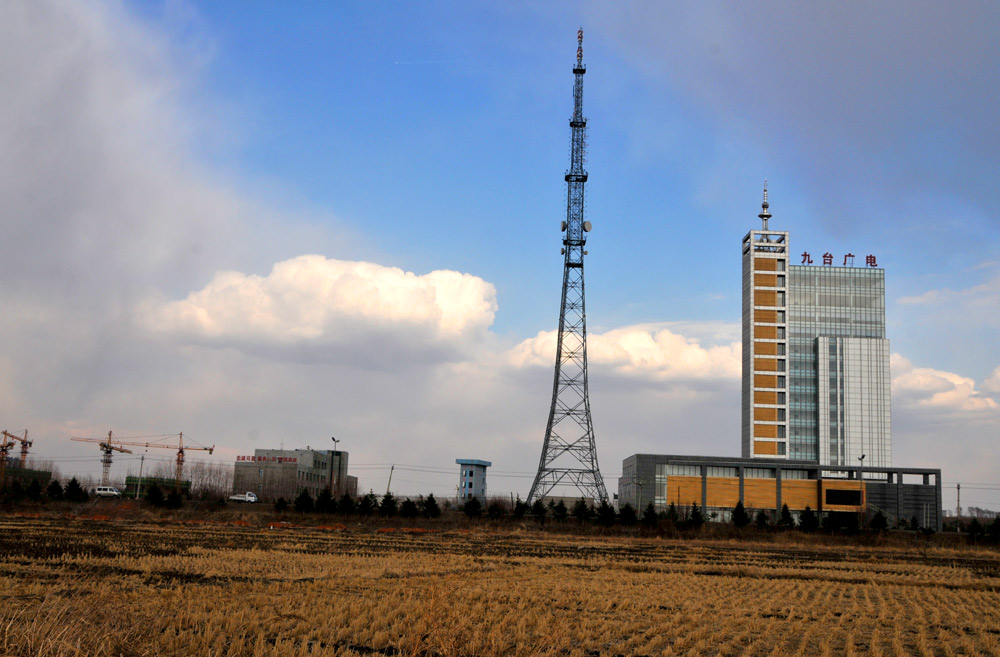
2;514;1000;656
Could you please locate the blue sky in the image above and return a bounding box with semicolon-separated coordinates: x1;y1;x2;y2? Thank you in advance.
3;1;1000;510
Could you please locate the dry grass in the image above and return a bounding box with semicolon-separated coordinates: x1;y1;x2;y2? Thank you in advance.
1;516;999;656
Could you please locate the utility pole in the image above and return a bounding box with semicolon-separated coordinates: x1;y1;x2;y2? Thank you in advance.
385;464;394;496
858;454;866;528
527;29;607;506
137;453;145;499
956;483;961;518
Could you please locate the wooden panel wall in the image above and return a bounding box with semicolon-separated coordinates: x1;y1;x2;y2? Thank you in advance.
665;476;702;507
754;374;777;388
781;481;819;510
755;273;776;287
754;439;779;454
755;325;778;339
754;342;778;356
705;477;740;508
754;357;778;372
754;258;778;271
744;479;777;508
755;391;778;405
754;424;778;438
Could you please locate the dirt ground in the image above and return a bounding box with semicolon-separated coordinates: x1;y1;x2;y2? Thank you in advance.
2;512;999;656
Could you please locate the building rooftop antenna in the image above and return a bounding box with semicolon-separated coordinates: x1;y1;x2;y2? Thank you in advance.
758;180;771;230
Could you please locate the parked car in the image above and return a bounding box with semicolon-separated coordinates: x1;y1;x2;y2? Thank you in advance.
94;486;122;498
228;492;258;504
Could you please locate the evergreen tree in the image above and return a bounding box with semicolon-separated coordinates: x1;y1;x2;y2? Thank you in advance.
274;497;289;512
967;517;983;542
399;498;419;519
165;490;183;509
870;509;889;531
571;498;591;523
65;478;89;503
337;493;355;515
315;487;334;514
665;502;679;524
641;502;659;529
27;479;43;502
486;502;504;520
512;497;529;520
909;516;920;531
422;493;441;519
987;516;1000;545
686;503;704;530
145;484;163;507
755;510;770;530
46;479;64;501
618;503;638;527
731;500;750;528
293;489;314;514
530;499;548;524
553;500;568;522
780;503;795;529
8;480;24;501
379;492;397;517
357;492;377;516
596;499;617;527
798;506;819;532
462;497;482;518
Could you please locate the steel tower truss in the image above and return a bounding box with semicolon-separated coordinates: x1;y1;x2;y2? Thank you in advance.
527;30;608;505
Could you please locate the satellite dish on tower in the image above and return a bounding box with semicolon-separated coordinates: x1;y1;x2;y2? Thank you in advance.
583;221;592;232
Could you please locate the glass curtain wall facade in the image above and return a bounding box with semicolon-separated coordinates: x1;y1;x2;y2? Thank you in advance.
786;267;891;466
743;200;892;467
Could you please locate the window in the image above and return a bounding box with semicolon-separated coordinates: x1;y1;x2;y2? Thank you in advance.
777;443;787;455
259;469;264;478
777;275;785;287
777;376;786;389
777;392;786;404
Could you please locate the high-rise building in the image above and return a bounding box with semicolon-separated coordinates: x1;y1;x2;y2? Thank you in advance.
742;186;891;467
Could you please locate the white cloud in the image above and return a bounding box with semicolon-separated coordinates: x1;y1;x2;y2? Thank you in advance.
508;322;741;382
143;255;497;350
891;354;999;412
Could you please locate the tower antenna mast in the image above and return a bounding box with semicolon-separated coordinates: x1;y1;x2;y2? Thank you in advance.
527;29;608;505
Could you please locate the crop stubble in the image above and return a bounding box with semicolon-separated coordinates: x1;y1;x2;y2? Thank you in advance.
1;516;999;656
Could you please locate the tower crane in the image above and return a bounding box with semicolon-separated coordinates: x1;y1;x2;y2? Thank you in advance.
2;430;33;470
71;432;213;493
71;431;132;487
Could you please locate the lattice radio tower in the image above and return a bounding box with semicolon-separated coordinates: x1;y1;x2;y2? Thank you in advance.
527;29;608;505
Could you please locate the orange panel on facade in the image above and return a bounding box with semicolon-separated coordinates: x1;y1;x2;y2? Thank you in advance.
755;309;777;324
755;290;777;307
754;258;778;271
665;476;702;507
754;374;777;388
781;481;820;511
756;391;778;405
755;325;777;340
755;274;776;287
755;357;778;372
705;477;739;508
744;479;777;509
754;342;778;356
755;407;778;422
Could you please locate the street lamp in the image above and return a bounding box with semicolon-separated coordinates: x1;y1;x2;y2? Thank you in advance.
858;454;866;528
331;436;341;495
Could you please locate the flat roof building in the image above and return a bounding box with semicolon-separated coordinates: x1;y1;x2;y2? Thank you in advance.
618;454;941;531
233;448;357;503
456;459;491;502
742;186;891;467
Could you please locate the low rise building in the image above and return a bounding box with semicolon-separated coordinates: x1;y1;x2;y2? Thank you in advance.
233;448;357;502
456;459;491;502
619;454;942;531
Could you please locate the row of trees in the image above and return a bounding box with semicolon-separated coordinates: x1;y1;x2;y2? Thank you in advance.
1;478;90;504
279;490;443;519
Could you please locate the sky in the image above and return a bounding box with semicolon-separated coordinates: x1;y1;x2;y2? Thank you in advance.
2;1;999;511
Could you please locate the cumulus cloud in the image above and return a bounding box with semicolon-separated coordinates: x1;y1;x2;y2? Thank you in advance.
891;354;999;412
143;255;497;352
508;322;741;382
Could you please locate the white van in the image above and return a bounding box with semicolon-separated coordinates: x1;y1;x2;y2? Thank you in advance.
94;486;122;498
